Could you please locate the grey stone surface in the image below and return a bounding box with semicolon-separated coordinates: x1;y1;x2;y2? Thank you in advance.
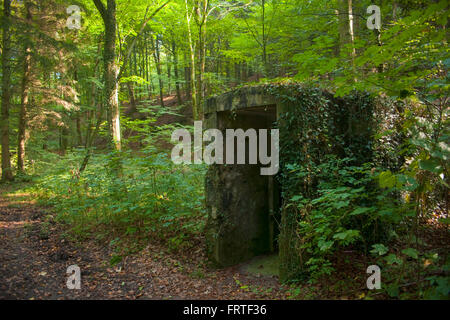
204;87;279;267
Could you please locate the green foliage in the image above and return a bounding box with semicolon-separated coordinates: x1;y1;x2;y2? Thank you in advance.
2;0;448;300
266;77;448;299
32;149;207;253
286;157;403;283
269;83;380;280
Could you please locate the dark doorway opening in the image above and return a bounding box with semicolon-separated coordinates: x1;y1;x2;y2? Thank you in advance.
215;104;280;260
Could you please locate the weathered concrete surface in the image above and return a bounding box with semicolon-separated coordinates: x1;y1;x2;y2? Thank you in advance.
205;163;270;266
204;86;277;115
204;87;280;267
204;86;376;276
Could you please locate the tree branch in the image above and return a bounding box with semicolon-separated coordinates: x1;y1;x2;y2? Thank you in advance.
117;0;170;80
92;0;107;21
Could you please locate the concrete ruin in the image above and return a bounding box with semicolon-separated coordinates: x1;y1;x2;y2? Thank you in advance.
203;85;374;268
204;86;283;267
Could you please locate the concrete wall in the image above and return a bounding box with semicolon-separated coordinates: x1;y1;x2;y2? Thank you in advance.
204;87;282;267
203;86;376;273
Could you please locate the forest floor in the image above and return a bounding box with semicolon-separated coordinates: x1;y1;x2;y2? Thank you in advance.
0;184;290;300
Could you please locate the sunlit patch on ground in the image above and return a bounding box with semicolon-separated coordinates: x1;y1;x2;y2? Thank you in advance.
241;254;280;278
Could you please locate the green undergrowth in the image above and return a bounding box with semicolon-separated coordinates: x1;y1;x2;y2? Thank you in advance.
28;148;207;263
270;83;449;299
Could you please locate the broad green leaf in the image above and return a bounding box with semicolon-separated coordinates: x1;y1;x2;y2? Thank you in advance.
379;171;396;188
402;248;419;259
350;207;373;216
371;244;388;256
385;254;403;265
318;239;334;252
419;159;443;174
333;230;360;241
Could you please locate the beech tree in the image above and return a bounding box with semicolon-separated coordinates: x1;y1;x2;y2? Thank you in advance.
17;0;32;173
1;0;13;181
93;0;122;150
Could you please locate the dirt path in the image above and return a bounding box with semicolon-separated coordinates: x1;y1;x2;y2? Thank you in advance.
0;186;286;300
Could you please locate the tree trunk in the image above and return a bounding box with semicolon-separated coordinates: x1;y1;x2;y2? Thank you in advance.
262;0;268;76
189;46;197;119
76;116;83;145
151;35;165;107
167;50;172;95
84;37;101;149
338;0;349;52
60;126;69;155
338;0;356;79
145;31;151;98
172;41;183;105
126;52;137;115
347;0;356;62
1;0;13;181
126;82;137;114
17;1;32;173
185;0;198;119
94;0;121;151
194;0;208;120
184;53;191;99
196;29;204;119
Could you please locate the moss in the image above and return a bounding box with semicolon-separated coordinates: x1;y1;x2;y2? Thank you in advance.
243;254;280;277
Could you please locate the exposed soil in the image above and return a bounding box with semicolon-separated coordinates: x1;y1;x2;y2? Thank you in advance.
0;185;288;300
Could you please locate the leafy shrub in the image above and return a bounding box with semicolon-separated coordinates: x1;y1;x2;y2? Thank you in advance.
32;148;207;253
286;157;404;282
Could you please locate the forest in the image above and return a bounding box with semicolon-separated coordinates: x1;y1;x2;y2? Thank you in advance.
0;0;448;301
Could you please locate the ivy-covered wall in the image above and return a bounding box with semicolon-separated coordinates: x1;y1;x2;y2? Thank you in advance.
267;84;378;280
204;84;395;280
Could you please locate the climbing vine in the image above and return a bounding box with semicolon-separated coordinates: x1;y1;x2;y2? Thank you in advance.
264;83;393;280
261;82;449;299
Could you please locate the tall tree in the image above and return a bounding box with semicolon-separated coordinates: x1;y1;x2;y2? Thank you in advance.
337;0;356;78
185;0;198;119
93;0;122;151
172;41;183;105
1;0;13;181
17;0;33;173
151;33;165;108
